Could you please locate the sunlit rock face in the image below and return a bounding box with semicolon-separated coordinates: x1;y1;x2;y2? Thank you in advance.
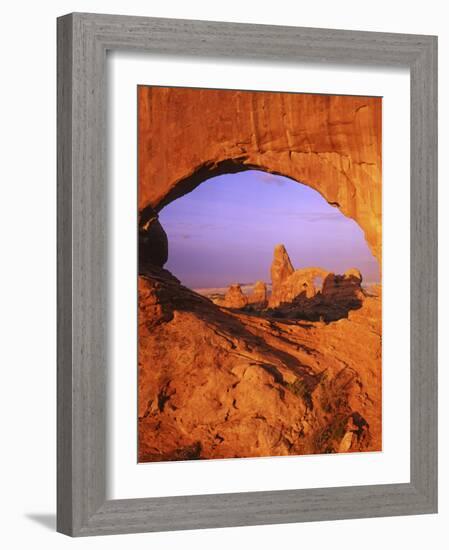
249;280;268;309
221;284;248;309
270;244;328;308
322;269;365;305
138;267;381;461
138;87;382;262
269;267;329;307
270;244;295;302
267;244;365;321
215;280;269;310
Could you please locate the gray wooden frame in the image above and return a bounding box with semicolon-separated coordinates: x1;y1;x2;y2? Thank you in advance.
57;12;438;537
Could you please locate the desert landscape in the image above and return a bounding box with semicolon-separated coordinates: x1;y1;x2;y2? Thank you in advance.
137;86;382;462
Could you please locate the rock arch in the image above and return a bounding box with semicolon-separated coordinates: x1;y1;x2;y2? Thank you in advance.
138;86;382;262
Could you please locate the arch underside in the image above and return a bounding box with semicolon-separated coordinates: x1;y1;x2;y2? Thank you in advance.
138;87;382;263
140;157;381;265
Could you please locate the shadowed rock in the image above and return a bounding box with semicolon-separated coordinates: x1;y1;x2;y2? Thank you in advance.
268;245;365;321
322;270;365;304
139;206;168;269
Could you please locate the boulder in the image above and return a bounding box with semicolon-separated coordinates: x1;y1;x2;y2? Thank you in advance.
222;284;248;309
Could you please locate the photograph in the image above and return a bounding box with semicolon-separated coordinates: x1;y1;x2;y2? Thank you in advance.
0;1;440;544
137;86;382;462
53;10;438;537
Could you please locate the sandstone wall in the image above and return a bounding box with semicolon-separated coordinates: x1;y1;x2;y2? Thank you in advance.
138;87;382;261
138;268;382;460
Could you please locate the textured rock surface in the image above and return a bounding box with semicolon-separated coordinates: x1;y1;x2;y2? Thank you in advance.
270;266;329;308
138;87;382;261
220;284;249;309
272;272;365;322
322;270;365;304
267;245;364;321
270;244;295;303
249;280;268;308
138;267;381;461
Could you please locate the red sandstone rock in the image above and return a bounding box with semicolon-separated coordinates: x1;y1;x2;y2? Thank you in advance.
248;280;268;308
138;87;382;262
269;265;329;308
266;245;365;321
138;267;382;461
345;268;363;281
270;244;294;303
221;284;248;309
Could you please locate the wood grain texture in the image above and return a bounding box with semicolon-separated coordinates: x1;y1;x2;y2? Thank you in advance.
57;12;438;536
57;13;74;536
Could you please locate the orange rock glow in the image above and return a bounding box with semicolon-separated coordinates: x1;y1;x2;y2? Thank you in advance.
137;87;382;462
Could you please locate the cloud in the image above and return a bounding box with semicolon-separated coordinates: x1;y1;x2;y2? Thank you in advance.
280;211;347;223
257;172;287;186
162;220;219;231
303;212;347;223
169;232;192;240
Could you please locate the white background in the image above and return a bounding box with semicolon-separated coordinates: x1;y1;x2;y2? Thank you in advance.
109;54;410;499
0;1;445;549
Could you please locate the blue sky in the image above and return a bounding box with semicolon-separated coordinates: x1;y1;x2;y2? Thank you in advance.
159;170;380;288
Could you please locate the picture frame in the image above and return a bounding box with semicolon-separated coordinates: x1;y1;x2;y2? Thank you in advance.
57;12;438;536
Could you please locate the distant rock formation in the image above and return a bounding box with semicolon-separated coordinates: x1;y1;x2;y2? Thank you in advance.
345;268;363;280
249;280;268;308
270;244;294;304
322;269;365;304
212;247;365;321
214;281;268;310
221;284;248;309
268;245;365;321
270;264;329;308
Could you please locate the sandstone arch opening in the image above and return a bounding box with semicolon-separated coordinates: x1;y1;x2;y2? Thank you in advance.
137;168;382;460
140;169;379;322
138;87;382;265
